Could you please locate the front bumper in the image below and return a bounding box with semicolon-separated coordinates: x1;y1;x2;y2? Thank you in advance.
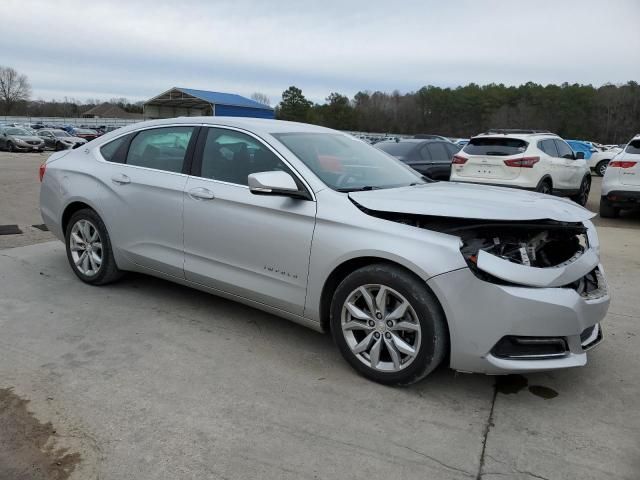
14;143;45;152
428;266;610;374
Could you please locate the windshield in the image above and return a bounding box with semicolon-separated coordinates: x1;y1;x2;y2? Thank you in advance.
52;130;70;137
6;128;29;135
375;141;417;157
463;137;528;156
273;132;424;191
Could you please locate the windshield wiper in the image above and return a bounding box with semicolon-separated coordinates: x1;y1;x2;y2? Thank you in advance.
336;185;380;192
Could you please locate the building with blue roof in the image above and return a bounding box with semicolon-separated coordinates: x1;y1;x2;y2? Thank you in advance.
144;87;274;119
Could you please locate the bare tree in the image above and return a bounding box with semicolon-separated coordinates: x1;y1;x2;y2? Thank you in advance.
251;92;271;106
0;66;31;114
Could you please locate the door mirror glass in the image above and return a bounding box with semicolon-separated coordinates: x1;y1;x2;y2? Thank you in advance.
575;151;585;160
248;171;304;198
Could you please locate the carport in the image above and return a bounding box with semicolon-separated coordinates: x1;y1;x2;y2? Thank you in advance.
143;87;274;119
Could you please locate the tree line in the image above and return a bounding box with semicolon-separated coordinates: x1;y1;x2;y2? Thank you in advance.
276;82;640;144
2;65;637;143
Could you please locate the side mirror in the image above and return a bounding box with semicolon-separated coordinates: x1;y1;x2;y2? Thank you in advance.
248;171;308;199
575;152;585;160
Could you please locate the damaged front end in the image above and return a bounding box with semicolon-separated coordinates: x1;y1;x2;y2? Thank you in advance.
355;203;605;296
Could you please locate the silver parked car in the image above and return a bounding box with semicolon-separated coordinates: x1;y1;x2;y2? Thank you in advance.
0;126;45;152
39;118;609;385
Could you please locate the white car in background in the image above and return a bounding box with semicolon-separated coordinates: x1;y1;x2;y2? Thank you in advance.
600;135;640;217
589;146;623;177
450;130;592;206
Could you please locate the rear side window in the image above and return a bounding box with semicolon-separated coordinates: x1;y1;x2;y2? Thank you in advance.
100;135;129;162
425;142;450;160
126;127;195;173
463;137;527;156
625;140;640;154
376;142;416;157
554;139;574;159
538;139;559;157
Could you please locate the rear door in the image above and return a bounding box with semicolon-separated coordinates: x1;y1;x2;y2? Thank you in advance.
183;126;316;315
457;137;526;180
94;125;198;277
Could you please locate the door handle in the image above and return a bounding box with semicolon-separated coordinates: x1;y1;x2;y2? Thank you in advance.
111;174;131;185
188;187;215;200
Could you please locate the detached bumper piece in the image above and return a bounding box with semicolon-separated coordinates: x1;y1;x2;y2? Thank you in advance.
580;323;603;350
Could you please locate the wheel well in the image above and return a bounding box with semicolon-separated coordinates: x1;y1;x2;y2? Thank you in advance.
61;202;93;233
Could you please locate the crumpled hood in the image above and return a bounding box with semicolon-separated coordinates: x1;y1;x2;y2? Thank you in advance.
349;182;595;222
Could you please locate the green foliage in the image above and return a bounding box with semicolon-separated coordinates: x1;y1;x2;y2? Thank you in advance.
280;82;640;143
277;86;312;122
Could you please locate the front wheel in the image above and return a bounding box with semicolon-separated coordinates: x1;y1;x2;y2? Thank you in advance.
6;142;14;152
571;176;591;206
330;264;447;385
65;208;124;285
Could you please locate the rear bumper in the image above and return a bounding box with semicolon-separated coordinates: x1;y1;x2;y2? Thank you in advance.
450;178;538;190
428;267;609;374
603;190;640;207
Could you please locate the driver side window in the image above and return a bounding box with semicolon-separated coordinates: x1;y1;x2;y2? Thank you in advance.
198;128;288;186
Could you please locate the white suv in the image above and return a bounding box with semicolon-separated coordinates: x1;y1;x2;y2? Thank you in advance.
600;135;640;217
450;130;592;206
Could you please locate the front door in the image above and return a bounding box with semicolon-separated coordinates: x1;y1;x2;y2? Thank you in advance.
183;127;316;315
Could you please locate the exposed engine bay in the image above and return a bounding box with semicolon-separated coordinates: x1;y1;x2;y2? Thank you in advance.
353;200;598;289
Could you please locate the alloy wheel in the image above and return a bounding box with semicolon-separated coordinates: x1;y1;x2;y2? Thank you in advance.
341;284;422;372
69;219;103;276
598;162;608;176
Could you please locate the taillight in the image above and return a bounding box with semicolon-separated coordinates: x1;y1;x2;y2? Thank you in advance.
608;161;637;168
504;156;539;168
39;162;46;182
452;155;468;165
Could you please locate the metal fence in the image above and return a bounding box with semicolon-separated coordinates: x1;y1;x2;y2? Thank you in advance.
0;116;143;127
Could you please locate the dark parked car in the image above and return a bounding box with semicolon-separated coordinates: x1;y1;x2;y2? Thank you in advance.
375;139;461;181
70;128;100;141
37;129;88;150
0;126;46;152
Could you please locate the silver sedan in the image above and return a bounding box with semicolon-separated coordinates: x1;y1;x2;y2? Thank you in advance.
39;117;610;385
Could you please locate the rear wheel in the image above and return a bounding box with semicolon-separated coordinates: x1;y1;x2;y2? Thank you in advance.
536;179;552;195
65;209;123;285
571;176;591;206
596;160;609;177
330;264;447;385
599;197;619;218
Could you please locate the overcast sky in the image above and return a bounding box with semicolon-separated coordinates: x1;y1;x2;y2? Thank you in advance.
3;0;639;105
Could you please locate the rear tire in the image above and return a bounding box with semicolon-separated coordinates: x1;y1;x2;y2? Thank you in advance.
536;179;552;195
596;160;609;177
65;208;124;285
599;197;619;218
330;263;447;385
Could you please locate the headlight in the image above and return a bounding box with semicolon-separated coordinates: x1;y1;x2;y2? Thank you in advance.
14;138;27;145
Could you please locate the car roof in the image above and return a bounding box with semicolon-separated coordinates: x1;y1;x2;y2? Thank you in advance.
472;132;560;140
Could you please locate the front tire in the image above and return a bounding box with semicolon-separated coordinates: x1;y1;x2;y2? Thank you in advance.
330;264;447;385
65;208;123;285
7;142;14;152
599;197;619;218
571;176;591;206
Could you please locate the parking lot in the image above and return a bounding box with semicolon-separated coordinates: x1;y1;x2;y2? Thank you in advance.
1;151;639;479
